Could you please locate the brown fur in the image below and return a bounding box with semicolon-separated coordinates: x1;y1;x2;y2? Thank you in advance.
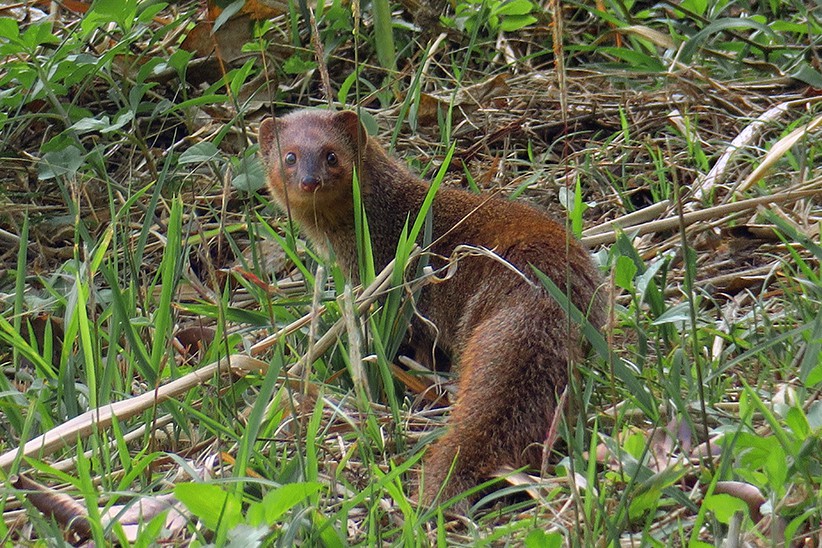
259;109;605;509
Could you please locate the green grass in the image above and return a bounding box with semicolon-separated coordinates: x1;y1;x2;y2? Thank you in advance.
1;0;821;545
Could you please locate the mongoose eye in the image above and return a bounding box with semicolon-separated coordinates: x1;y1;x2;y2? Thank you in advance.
326;152;338;166
284;152;297;165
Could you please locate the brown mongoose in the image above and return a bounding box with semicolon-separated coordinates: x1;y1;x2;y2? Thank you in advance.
258;109;605;508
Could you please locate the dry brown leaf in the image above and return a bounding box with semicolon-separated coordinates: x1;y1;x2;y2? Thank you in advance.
390;363;435;399
714;481;766;523
12;473;190;544
11;474;92;543
174;326;217;359
180;14;255;63
415;74;510;127
615;25;675;50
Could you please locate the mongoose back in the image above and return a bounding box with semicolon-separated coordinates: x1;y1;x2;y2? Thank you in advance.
259;109;604;508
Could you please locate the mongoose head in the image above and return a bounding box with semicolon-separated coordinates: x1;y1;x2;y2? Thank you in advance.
259;110;366;216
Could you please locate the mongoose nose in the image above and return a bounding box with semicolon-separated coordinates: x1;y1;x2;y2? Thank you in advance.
299;176;320;192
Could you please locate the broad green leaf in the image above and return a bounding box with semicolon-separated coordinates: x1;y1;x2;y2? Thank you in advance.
71;116;111;133
615;255;637;291
790;63;822;89
785;406;810;440
680;18;777;64
283;55;317;75
178;142;221;164
21;21;58;48
261;482;324;524
704;493;747;524
39;145;84;180
501;14;537;31
495;0;535;16
0;17;20;41
174;483;243;531
232;155;266;192
524;529;563;548
100;111;134;134
82;0;138;33
679;0;707;16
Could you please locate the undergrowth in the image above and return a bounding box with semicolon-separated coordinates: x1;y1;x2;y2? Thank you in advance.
0;0;820;545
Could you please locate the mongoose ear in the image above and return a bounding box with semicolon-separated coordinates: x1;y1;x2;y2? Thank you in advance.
258;117;282;158
334;110;367;147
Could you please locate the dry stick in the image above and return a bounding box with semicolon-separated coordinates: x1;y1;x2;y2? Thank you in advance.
341;283;369;399
582;200;670;237
697;263;779;291
309;9;332;108
641;211;767;265
608;198;817;269
282;250;420;377
305;265;327;401
0;355;268;471
249;306;322;356
421;32;448;80
248;252;412;359
688;99;800;205
48;415;176;473
0;227;20;244
650;178;821;261
734;112;822;196
580;188;820;248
